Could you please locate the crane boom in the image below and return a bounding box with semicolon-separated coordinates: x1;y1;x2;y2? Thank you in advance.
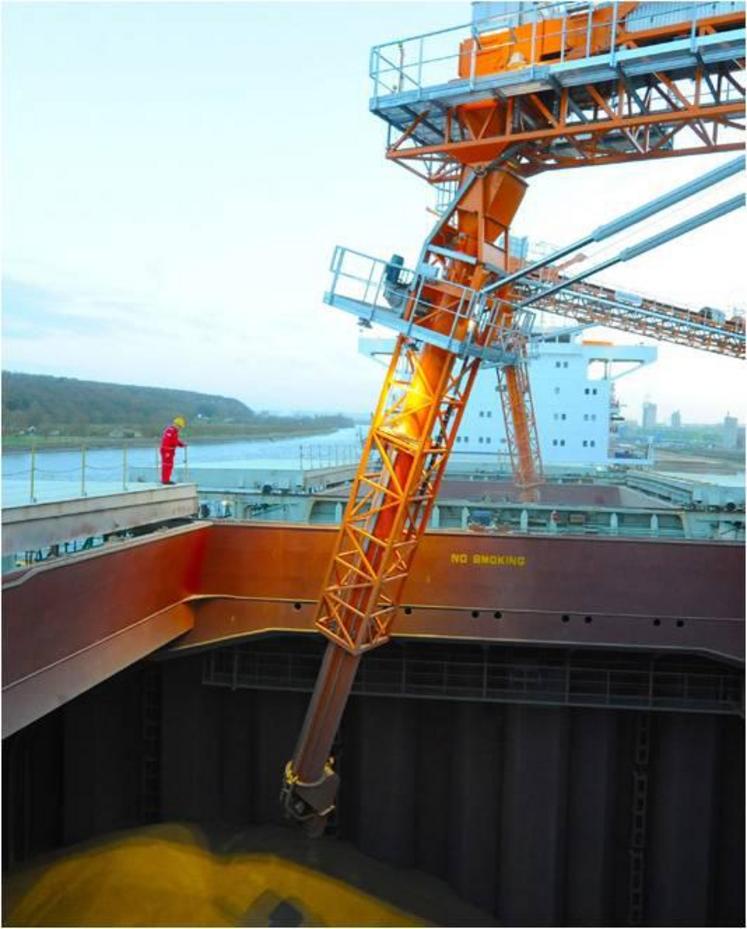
282;0;746;833
282;167;529;832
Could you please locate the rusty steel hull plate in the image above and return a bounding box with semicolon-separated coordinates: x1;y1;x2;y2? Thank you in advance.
3;521;744;736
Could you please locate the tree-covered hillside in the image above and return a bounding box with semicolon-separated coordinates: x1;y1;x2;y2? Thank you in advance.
1;372;351;440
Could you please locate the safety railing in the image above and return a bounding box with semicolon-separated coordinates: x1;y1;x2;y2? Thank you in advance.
204;643;744;715
370;0;744;100
298;444;362;470
327;245;536;361
2;439;367;506
1;444;187;506
328;245;418;314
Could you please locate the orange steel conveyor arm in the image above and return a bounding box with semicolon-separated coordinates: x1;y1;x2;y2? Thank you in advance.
281;166;529;834
282;1;746;834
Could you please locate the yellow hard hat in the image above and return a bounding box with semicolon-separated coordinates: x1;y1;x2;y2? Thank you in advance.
173;416;186;428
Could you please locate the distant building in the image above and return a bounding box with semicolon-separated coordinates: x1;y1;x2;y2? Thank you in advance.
671;410;682;428
723;414;739;450
642;402;657;430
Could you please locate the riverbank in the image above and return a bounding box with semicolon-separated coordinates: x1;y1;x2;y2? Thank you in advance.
1;425;352;453
653;448;745;474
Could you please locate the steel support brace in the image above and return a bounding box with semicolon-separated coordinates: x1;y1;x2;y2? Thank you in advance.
496;359;543;502
482;155;745;296
517;195;746;311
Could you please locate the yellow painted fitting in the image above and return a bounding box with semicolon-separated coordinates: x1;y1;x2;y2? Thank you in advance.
284;757;335;790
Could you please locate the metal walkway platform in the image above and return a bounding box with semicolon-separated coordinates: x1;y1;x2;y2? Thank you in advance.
2;483;198;557
366;1;744;175
325;246;532;364
369;29;745;145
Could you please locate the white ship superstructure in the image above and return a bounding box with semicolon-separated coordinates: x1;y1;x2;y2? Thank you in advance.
360;332;656;467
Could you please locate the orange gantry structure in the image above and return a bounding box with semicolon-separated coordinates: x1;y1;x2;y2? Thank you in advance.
379;1;745;177
281;1;745;832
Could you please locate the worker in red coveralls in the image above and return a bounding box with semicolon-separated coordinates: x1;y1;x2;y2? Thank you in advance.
160;416;187;484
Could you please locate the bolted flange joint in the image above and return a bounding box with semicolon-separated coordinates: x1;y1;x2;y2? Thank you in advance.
280;759;340;838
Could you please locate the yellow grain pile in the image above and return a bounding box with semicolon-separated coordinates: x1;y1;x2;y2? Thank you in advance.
3;823;425;927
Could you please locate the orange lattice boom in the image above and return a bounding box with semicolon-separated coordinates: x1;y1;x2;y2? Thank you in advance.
281;1;746;833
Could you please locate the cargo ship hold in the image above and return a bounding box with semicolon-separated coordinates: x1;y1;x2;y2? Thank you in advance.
2;1;746;926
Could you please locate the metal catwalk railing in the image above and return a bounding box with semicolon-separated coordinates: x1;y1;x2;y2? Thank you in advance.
0;444;184;505
370;1;744;100
203;642;744;716
2;441;363;506
326;246;535;365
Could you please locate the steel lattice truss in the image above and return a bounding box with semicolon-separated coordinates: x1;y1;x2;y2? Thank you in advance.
315;340;480;654
314;168;532;655
386;64;746;179
519;274;746;357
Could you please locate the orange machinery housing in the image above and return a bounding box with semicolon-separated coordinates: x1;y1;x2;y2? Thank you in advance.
458;3;744;78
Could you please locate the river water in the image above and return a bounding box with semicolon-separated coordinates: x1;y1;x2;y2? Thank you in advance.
1;427;364;506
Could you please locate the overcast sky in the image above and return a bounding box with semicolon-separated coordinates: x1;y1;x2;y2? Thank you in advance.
2;1;745;423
